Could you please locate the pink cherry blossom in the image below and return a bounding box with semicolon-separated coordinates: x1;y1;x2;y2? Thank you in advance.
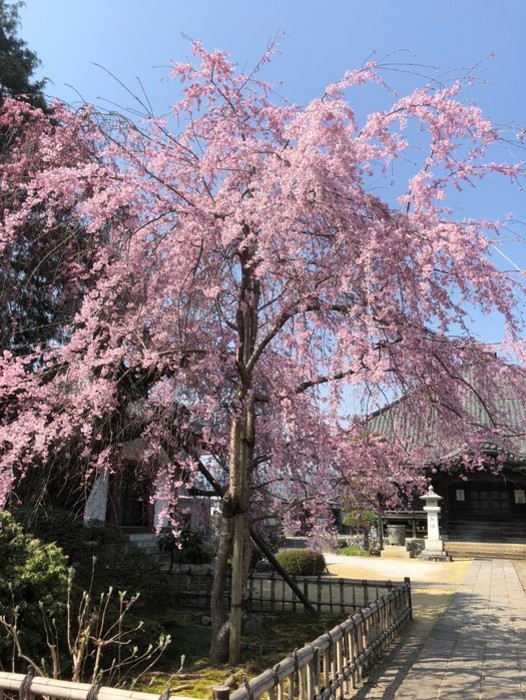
0;43;525;662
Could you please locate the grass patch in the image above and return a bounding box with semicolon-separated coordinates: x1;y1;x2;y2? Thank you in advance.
136;610;344;698
339;545;372;557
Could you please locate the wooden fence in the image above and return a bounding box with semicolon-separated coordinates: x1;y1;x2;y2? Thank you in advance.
0;671;196;700
171;566;400;614
0;579;412;700
229;579;412;700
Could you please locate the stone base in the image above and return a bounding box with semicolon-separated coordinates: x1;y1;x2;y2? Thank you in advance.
418;537;451;561
423;537;445;552
418;550;452;562
381;545;412;559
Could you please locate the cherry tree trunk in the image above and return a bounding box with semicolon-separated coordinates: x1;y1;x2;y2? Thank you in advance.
209;399;255;664
209;507;234;663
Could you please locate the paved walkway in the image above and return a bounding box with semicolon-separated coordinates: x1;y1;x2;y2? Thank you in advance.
391;559;526;699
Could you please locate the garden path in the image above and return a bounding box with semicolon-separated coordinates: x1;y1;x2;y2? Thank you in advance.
326;556;526;699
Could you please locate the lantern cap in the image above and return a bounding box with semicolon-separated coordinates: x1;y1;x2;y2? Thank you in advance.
420;485;442;501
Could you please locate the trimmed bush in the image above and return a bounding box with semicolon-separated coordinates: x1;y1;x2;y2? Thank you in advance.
341;508;377;530
275;549;326;576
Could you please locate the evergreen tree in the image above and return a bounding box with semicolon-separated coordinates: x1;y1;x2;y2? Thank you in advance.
0;3;93;358
0;0;46;108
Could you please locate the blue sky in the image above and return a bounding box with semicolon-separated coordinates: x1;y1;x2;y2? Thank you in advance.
18;0;526;344
19;1;526;123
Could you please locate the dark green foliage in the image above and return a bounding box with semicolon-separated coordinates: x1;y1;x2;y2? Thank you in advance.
13;508;173;613
0;511;69;666
13;506;96;560
341;508;377;551
0;1;46;108
6;509;173;678
100;546;174;613
0;4;97;361
158;526;213;569
338;545;371;557
0;202;97;358
341;508;377;530
253;519;285;555
275;549;326;576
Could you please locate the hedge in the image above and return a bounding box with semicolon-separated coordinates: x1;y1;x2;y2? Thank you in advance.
275;549;326;575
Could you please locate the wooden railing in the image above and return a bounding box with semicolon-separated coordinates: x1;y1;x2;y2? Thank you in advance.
171;567;400;614
0;671;197;700
229;579;412;700
0;579;411;700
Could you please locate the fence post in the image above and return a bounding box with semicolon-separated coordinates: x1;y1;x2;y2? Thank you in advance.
212;685;230;700
389;593;396;642
298;656;309;700
363;580;369;607
342;625;351;696
270;571;276;613
247;572;253;613
355;617;363;688
303;577;309;613
19;666;35;700
207;567;214;609
312;645;320;698
339;578;345;612
351;617;359;688
404;577;413;620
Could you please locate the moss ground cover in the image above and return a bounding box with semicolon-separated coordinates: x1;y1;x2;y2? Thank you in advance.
137;609;343;698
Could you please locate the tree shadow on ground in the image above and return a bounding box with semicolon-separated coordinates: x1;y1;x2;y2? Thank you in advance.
353;585;514;699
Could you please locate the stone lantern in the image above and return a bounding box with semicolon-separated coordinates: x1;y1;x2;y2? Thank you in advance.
419;485;451;561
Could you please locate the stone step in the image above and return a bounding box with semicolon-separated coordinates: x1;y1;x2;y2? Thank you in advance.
127;532;158;542
446;541;526;560
127;533;170;564
381;545;412;559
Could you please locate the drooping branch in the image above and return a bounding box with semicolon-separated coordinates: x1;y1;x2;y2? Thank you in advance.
247;301;351;374
294;367;357;395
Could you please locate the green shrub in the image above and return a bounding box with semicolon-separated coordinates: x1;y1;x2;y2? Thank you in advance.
13;508;173;613
97;546;174;613
275;549;326;576
0;511;70;667
157;526;212;568
341;508;377;530
12;507;92;560
6;509;172;679
339;544;371;557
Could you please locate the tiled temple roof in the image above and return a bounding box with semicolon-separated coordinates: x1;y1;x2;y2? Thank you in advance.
366;364;526;466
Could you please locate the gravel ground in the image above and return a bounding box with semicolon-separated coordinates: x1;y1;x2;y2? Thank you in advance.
324;553;471;586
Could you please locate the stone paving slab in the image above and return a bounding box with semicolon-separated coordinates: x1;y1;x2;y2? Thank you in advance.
391;559;526;699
